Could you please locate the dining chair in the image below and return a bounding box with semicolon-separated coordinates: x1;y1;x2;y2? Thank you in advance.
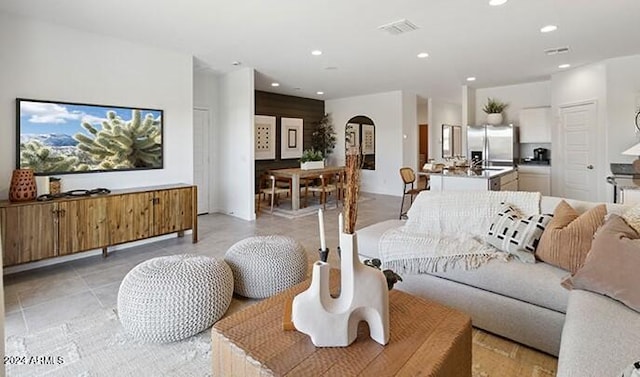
257;174;290;213
306;173;340;210
399;167;426;219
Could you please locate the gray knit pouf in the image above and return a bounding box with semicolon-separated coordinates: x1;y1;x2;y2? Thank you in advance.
224;235;308;299
117;254;233;343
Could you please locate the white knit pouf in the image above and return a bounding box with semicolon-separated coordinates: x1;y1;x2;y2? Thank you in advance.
117;254;233;343
224;235;308;299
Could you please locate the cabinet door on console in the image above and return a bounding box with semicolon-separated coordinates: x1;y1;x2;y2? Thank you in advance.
152;188;193;236
58;197;109;255
107;193;152;245
1;204;57;266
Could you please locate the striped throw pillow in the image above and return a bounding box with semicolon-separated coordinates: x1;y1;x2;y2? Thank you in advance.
487;204;553;263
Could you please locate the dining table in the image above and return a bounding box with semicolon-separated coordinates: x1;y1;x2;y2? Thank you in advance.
268;166;346;211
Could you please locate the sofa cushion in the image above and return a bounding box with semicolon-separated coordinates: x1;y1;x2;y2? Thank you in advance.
563;215;640;313
535;200;606;273
486;204;553;263
357;219;405;259
429;258;569;313
557;290;640;377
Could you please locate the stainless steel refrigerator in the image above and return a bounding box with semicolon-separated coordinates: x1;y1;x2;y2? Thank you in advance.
467;124;518;167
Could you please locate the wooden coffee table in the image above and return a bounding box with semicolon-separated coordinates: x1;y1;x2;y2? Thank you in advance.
211;271;471;376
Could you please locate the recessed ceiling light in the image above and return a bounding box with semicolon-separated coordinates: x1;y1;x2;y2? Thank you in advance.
417;52;429;58
540;25;558;33
271;82;280;87
489;0;508;6
231;61;242;66
311;50;322;56
316;91;324;95
558;64;571;69
466;77;476;82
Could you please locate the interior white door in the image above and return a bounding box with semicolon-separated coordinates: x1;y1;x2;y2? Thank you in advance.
193;108;210;214
559;102;598;201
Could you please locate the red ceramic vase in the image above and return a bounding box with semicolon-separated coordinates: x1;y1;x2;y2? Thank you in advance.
9;169;37;202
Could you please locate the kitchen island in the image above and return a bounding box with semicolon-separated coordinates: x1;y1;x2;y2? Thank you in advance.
426;167;518;192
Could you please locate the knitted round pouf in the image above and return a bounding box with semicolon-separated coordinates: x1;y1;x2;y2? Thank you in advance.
224;235;308;299
117;254;233;343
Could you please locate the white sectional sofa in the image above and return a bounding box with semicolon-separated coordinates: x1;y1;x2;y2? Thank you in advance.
357;194;640;376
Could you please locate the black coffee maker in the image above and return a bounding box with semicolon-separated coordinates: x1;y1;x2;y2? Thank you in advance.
534;148;549;161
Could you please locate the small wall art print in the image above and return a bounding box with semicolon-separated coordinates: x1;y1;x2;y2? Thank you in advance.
281;117;303;159
255;115;276;160
346;123;360;150
362;124;375;155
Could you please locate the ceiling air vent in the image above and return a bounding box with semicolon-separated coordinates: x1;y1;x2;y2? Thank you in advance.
378;19;419;35
544;46;570;56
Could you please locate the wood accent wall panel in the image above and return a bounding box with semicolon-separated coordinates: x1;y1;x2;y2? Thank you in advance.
58;197;109;256
108;193;152;245
254;91;325;192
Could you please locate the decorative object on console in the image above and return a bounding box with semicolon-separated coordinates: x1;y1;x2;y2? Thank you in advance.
17;98;163;175
36;188;111;201
562;215;640;313
486;203;553;263
622;142;640;174
535;200;607;273
49;177;61;194
482;97;508;125
8;168;37;202
292;150;390;347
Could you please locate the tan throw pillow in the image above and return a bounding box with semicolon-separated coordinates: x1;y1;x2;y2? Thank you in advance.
621;204;640;234
535;200;606;273
562;215;640;313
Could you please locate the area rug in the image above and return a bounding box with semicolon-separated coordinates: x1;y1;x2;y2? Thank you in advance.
6;308;212;377
264;195;372;219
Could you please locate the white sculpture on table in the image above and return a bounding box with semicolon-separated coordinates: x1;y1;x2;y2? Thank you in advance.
292;213;390;347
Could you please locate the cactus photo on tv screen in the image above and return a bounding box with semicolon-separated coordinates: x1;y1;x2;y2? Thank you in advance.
16;98;163;175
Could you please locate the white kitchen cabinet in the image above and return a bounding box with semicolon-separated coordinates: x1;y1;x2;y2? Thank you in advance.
519;107;551;143
518;165;551;195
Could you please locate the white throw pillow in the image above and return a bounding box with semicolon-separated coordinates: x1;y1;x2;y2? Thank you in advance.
486;204;553;263
622;204;640;234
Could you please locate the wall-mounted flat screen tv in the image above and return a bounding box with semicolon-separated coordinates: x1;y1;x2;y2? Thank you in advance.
16;98;163;175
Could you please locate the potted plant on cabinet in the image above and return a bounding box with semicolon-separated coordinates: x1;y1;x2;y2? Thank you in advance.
300;149;325;170
482;98;508;125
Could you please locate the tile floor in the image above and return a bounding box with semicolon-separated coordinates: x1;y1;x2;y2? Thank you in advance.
4;192;401;337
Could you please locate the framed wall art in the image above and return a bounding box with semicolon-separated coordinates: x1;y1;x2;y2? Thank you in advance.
255;115;276;160
362;124;375;155
281;117;303;159
346;123;360;150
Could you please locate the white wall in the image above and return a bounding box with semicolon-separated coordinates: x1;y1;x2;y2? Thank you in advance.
606;55;640;164
216;68;255;220
402;92;418;169
326;91;404;196
427;99;462;160
0;13;194;198
550;63;608;201
474;81;551;126
193;69;220;213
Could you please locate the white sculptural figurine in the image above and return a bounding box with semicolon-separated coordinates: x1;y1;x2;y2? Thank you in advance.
292;232;390;347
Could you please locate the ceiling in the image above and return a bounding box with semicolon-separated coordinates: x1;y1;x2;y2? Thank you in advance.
2;0;640;103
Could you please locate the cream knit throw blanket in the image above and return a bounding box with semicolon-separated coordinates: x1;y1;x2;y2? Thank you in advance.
381;191;541;274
